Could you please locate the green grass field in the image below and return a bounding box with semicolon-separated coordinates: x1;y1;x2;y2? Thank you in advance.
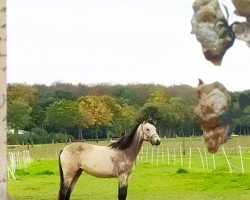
7;136;250;200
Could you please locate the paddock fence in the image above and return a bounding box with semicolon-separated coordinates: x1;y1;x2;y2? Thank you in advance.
137;145;250;173
7;150;31;179
6;136;250;179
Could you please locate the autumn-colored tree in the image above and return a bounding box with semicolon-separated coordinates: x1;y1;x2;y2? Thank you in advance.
78;96;113;127
7;83;37;106
101;95;123;138
78;95;113;141
7;84;38;132
4;82;249;139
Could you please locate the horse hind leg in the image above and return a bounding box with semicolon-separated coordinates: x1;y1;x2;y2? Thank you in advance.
58;151;83;200
58;150;66;200
59;169;83;200
65;169;83;200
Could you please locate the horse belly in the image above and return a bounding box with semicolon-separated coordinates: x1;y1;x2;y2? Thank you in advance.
81;150;117;178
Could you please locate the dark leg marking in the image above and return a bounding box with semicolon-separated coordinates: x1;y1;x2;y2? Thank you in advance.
64;169;83;200
59;187;68;200
118;186;128;200
58;148;83;200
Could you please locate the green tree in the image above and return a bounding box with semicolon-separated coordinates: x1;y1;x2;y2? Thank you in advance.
7;99;32;144
29;103;46;129
46;100;78;143
120;104;138;134
167;97;187;136
146;90;170;104
140;90;170;135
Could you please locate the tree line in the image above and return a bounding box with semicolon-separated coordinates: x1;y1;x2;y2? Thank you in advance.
7;82;250;145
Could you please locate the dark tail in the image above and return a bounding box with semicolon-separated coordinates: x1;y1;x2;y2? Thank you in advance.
58;150;65;200
58;149;82;200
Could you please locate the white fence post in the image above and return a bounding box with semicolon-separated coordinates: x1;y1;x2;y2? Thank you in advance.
204;148;208;170
239;145;245;173
135;145;248;173
222;147;232;173
151;147;154;164
146;146;149;162
198;147;205;169
10;152;16;174
167;148;170;165
212;154;216;169
7;166;15;180
189;147;192;169
156;147;159;164
7;150;31;179
161;148;164;164
173;148;176;166
180;147;183;167
141;145;144;161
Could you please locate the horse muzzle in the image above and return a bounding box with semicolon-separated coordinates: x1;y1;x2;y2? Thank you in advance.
151;137;161;146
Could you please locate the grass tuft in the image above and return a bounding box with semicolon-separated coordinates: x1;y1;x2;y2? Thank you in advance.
35;170;54;175
176;168;189;174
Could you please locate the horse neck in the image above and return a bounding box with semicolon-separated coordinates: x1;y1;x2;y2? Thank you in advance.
124;125;143;160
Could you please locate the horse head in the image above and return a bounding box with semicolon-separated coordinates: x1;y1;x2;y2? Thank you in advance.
141;121;161;146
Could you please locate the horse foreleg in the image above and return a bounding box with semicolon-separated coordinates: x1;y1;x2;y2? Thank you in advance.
118;186;128;200
118;173;129;200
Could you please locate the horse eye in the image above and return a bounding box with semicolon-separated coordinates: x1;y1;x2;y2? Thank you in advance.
146;128;150;131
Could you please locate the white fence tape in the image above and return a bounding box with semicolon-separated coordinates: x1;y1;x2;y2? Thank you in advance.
137;145;249;173
7;150;31;179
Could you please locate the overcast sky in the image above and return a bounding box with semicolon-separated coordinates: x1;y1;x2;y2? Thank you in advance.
7;0;250;91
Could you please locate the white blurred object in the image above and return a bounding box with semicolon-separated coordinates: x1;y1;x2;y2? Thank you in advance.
232;0;250;18
194;79;233;153
191;0;250;65
231;0;250;46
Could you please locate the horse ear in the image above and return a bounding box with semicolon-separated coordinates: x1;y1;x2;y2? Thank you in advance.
148;118;157;126
145;117;151;123
198;79;204;86
146;117;157;125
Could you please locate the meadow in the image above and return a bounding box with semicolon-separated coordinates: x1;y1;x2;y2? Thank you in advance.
7;136;250;200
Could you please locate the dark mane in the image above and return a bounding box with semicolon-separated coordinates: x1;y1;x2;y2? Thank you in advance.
109;123;141;150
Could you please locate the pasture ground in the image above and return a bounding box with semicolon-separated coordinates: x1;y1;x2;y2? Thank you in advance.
7;136;250;200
